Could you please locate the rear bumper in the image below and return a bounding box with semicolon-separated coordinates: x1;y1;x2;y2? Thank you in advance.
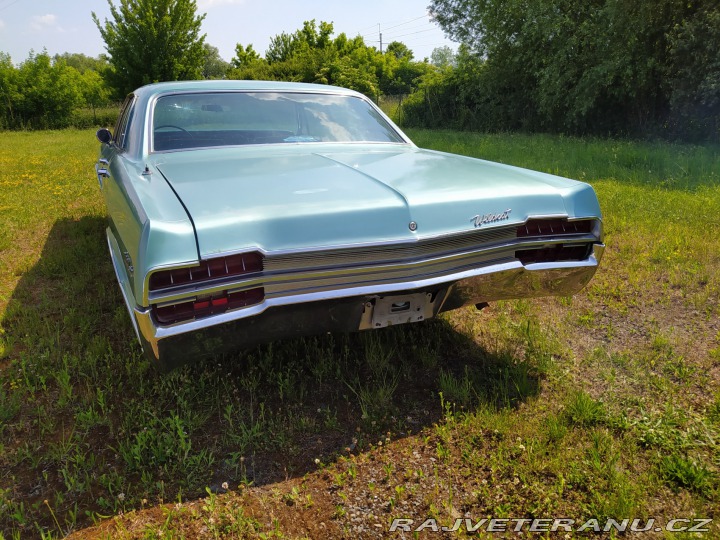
132;244;604;370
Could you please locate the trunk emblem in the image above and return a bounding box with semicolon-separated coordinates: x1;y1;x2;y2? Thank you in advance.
409;221;418;231
471;209;512;228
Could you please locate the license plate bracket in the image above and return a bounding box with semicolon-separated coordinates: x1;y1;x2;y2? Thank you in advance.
368;292;434;328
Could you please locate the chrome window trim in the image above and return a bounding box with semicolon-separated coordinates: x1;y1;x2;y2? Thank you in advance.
146;90;412;153
149;140;412;155
114;94;138;152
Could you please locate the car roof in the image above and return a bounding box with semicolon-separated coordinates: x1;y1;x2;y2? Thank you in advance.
133;80;364;99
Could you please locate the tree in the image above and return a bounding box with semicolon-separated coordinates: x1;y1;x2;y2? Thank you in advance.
430;46;455;69
52;52;109;74
0;52;20;128
266;20;334;64
427;0;719;138
227;21;429;99
266;32;298;64
81;69;111;120
202;43;229;79
666;3;720;139
14;51;84;128
93;0;206;96
228;43;270;80
386;41;413;61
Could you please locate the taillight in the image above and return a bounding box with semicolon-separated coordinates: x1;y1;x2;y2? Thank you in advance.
517;219;593;238
149;252;263;291
152;287;265;325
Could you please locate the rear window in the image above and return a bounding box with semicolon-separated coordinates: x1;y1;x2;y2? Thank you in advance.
152;92;404;151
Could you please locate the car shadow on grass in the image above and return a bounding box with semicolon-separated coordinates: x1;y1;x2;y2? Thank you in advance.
0;216;543;537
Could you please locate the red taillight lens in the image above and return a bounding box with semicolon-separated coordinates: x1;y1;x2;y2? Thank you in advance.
152;301;196;324
517;219;593;238
227;288;264;309
152;287;265;325
149;252;264;291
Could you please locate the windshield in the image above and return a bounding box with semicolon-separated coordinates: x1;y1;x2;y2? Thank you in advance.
152;92;405;151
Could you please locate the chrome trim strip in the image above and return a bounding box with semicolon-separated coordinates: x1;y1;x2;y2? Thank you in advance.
147;235;599;305
264;226;518;270
143;215;600;265
134;244;604;362
203;216;600;259
141;217;602;305
106;228;142;343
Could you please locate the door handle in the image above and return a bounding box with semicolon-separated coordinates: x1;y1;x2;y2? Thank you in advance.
95;164;110;187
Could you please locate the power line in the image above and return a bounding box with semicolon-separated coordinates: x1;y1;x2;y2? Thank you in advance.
384;28;437;40
367;37;453;49
355;13;452;56
382;14;428;32
355;22;381;33
390;32;450;43
354;13;428;36
404;41;455;49
360;23;430;38
358;14;433;40
0;0;22;12
359;13;438;54
380;21;436;35
392;37;455;48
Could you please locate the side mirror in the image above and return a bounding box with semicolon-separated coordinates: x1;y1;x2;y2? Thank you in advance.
96;128;113;144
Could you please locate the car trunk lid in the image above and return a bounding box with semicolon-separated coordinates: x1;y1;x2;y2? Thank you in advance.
153;145;571;257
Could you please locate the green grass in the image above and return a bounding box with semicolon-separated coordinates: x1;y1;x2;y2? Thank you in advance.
1;129;719;538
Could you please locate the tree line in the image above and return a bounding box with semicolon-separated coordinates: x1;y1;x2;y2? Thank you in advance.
228;21;432;99
0;51;112;130
403;0;719;141
0;0;436;130
1;0;717;141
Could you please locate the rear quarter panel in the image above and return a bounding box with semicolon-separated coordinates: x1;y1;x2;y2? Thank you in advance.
101;149;198;307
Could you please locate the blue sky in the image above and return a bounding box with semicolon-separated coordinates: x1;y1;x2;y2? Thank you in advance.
0;0;455;65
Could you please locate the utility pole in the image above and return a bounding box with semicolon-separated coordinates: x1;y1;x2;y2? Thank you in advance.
378;23;383;54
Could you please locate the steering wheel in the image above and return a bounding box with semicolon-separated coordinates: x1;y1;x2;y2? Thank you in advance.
154;125;193;137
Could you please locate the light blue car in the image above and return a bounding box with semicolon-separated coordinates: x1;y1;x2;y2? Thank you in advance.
95;80;604;370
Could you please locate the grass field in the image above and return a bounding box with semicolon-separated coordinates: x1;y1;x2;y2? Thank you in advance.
0;129;719;539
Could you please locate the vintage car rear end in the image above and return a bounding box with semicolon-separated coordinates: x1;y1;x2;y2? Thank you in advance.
96;81;604;370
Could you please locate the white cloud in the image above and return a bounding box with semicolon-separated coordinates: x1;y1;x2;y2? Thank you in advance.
0;19;5;29
30;14;60;31
197;0;244;9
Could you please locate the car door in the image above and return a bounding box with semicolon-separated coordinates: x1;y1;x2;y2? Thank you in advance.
97;95;145;302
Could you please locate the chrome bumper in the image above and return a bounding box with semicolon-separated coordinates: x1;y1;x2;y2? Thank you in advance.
132;244;604;370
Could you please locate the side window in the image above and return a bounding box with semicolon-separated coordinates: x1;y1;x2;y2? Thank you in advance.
114;95;136;150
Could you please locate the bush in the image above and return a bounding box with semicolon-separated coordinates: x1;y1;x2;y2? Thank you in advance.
0;51;114;131
68;106;121;129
